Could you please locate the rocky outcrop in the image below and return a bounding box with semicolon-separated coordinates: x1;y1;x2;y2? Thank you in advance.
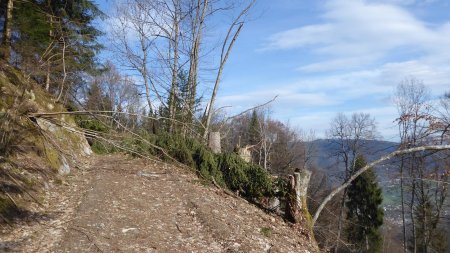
0;63;92;222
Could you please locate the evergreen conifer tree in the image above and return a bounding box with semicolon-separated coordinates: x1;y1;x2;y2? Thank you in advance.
346;155;384;253
248;110;260;146
1;0;104;97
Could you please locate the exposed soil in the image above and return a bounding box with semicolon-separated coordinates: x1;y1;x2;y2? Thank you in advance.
0;154;319;252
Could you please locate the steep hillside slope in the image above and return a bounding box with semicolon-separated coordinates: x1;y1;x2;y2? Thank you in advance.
0;63;91;224
1;154;319;252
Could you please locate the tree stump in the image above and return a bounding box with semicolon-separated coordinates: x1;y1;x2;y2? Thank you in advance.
208;132;221;154
286;168;312;224
238;146;252;162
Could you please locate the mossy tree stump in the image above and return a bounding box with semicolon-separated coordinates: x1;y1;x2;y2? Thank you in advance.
286;168;312;224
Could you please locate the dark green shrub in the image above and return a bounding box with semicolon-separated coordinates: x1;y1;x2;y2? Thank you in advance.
74;115;110;154
85;129;274;200
74;115;108;133
172;142;196;168
218;153;249;192
245;164;273;198
90;140;116;154
193;145;224;187
218;153;272;198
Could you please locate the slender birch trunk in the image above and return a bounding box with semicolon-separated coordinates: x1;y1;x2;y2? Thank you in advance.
2;0;14;61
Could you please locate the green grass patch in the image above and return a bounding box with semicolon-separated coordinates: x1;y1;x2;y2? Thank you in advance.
260;227;272;237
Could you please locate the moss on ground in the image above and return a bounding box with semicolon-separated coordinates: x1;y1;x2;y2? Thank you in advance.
45;146;61;171
0;63;95;226
260;227;272;237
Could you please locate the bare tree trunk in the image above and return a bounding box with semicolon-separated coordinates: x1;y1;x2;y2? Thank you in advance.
334;189;348;253
334;142;351;253
400;157;408;253
410;179;417;253
56;37;66;102
208;131;221;154
45;63;51;91
141;45;153;115
168;0;180;133
186;0;208;129
203;0;255;139
263;141;268;169
2;0;13;62
286;169;312;224
202;23;243;139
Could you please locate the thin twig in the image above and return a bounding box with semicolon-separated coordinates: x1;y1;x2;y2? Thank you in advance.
221;95;278;128
69;226;104;252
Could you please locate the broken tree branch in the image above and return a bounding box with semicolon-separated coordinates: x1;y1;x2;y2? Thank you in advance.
312;144;450;226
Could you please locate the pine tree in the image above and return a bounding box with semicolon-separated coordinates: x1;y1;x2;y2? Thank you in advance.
346;155;384;253
248;110;260;146
1;0;104;97
247;110;261;164
167;69;190;134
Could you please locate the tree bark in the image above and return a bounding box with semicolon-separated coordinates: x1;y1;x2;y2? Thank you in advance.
208;131;221;154
141;43;153;115
56;37;66;102
186;0;208;128
286;170;311;224
400;157;408;253
202;23;243;139
2;0;13;61
410;179;417;253
334;188;348;253
202;0;255;139
168;0;180;133
45;63;51;91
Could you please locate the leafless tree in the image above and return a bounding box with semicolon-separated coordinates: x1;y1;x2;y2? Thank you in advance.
394;78;430;253
432;91;450;143
95;61;141;126
183;0;208;128
312;144;450;226
312;82;449;253
202;0;255;139
326;112;378;253
110;0;162;114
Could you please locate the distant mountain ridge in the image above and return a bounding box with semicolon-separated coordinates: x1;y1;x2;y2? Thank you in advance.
309;139;399;185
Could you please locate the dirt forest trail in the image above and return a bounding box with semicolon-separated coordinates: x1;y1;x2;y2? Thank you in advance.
1;154;318;252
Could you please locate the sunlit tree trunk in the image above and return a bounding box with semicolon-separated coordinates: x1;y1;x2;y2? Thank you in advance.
2;0;14;62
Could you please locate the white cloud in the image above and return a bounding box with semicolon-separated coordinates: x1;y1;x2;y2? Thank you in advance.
289;106;400;140
289;112;336;137
220;0;450;139
371;0;439;5
218;57;449;138
217;89;338;110
264;0;450;72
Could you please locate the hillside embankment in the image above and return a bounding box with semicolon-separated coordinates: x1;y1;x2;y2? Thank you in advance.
1;154;318;252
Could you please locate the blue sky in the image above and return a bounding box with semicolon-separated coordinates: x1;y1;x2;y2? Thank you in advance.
95;0;450;140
